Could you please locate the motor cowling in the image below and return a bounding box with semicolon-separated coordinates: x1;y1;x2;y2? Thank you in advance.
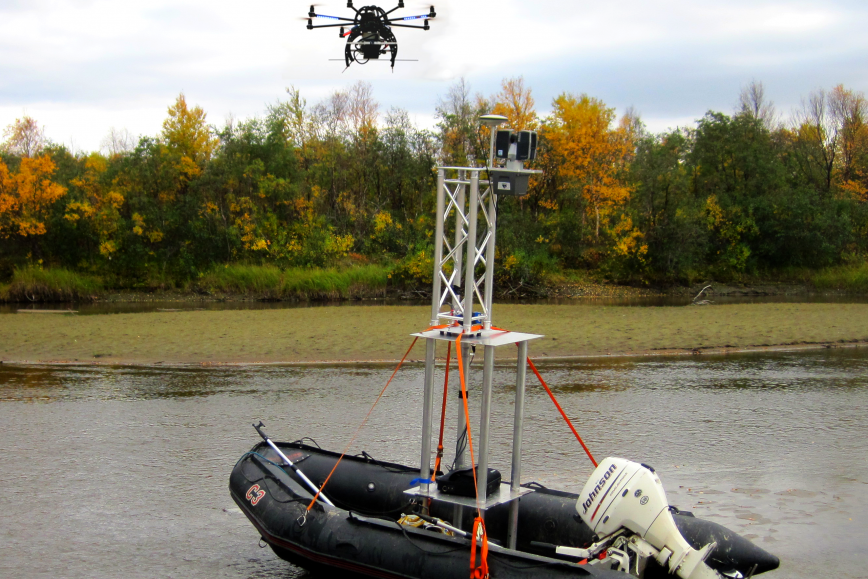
577;458;722;579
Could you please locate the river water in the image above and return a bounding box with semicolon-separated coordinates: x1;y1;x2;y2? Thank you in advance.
1;348;866;579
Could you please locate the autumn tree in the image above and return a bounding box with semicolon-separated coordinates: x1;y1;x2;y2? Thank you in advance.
63;153;125;260
161;93;218;175
0;155;67;242
543;93;633;239
830;85;868;198
2;116;46;158
792;87;844;196
491;76;538;132
792;85;868;200
267;87;312;150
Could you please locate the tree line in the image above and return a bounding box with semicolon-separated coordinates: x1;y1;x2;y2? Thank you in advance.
1;78;867;289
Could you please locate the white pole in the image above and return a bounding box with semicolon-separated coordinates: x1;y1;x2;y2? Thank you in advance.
507;341;528;548
476;345;496;503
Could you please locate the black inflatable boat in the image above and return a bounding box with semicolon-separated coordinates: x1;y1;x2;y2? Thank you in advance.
230;441;780;579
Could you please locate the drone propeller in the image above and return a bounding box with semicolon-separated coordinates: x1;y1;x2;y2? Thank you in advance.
328;59;419;62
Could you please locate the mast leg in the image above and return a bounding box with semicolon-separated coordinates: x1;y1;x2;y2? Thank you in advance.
507;341;528;549
476;345;496;513
420;338;436;485
454;341;470;469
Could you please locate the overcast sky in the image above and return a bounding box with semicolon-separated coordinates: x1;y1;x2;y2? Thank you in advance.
1;0;867;153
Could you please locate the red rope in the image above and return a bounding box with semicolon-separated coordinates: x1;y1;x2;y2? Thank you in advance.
527;356;598;468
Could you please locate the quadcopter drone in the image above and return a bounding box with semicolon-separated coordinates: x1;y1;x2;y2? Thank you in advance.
304;1;436;69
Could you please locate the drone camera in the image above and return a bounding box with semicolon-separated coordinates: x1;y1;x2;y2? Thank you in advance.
516;131;538;161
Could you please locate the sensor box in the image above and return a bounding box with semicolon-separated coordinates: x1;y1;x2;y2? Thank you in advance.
489;169;531;196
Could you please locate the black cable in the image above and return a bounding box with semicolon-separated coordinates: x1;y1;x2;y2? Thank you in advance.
448;428;468;472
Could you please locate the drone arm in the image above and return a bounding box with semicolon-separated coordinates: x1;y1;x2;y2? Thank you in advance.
384;1;405;15
386;23;429;29
308;22;351;29
309;14;356;21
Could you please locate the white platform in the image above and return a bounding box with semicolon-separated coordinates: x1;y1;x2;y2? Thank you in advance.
411;327;543;347
403;482;534;510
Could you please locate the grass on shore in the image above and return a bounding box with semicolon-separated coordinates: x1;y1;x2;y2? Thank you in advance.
3;260;867;304
195;264;391;300
811;262;868;292
1;266;103;303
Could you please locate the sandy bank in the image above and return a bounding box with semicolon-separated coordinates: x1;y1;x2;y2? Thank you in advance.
1;303;867;366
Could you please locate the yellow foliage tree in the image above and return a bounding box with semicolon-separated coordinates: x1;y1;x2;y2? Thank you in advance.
0;155;67;239
543;93;633;238
65;153;125;258
161;93;217;179
491;76;538;132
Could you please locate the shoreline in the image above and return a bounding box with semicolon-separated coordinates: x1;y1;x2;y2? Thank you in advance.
3;277;856;306
1;340;866;369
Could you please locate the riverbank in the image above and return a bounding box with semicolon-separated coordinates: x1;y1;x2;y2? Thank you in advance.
3;261;868;305
2;303;867;366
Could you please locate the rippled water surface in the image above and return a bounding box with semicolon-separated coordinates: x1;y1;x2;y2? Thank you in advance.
1;348;866;579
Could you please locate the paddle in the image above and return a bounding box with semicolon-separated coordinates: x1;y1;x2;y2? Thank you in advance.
253;421;335;506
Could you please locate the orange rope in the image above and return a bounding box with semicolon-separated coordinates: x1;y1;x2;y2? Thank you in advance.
470;518;490;579
305;336;420;511
456;329;490;579
526;356;598;468
455;332;479;510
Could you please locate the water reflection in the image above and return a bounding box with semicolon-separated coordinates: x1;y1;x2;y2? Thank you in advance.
0;349;866;579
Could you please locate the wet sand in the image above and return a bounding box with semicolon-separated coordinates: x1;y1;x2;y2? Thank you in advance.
2;302;867;365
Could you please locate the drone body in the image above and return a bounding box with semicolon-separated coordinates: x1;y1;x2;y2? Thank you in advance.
305;1;436;69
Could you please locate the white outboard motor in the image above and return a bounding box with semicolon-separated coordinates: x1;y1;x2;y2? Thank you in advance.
577;458;722;579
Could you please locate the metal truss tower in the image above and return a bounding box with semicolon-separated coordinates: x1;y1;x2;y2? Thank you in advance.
405;116;544;549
